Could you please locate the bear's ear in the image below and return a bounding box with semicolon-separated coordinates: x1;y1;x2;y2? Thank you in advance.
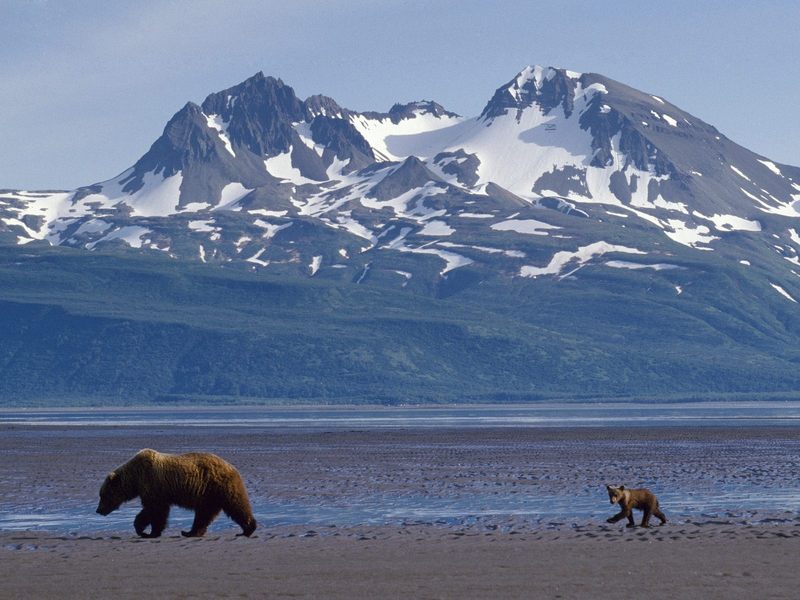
606;484;612;490
107;472;117;481
619;485;625;490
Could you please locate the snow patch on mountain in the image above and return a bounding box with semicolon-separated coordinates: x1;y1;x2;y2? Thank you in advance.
490;218;560;235
180;202;212;212
393;270;412;286
265;149;317;185
86;225;151;250
73;219;112;236
771;282;798;303
309;255;322;275
1;216;39;240
360;182;448;221
327;215;376;244
246;248;269;267
663;219;718;249
188;220;216;233
350;110;466;162
419;220;455;236
0;191;75;242
757;159;782;176
605;260;680;271
81;171;184;218
730;165;751;182
458;212;495;219
217;182;252;209
397;244;473;275
520;242;645;278
439;241;525;258
448;83;602;197
254;219;292;239
205;113;235;157
294;121;326;158
249;209;288;217
692;211;761;232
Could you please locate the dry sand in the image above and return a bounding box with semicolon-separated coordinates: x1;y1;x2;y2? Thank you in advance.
2;425;800;598
3;525;799;599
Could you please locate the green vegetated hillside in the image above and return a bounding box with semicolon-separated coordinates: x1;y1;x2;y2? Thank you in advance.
1;244;799;406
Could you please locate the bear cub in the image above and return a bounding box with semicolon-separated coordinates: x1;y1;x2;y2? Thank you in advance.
605;484;667;528
97;448;257;538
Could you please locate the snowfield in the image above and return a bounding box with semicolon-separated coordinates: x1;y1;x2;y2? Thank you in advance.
1;63;799;304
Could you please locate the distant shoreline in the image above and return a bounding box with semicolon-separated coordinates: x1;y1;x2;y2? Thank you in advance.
3;403;800;431
4;389;800;410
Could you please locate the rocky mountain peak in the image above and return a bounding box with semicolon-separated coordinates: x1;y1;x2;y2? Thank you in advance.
387;100;460;122
480;65;582;120
200;73;306;158
305;94;346;120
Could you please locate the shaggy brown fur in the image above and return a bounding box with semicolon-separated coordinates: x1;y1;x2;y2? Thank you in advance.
96;449;257;538
606;484;667;528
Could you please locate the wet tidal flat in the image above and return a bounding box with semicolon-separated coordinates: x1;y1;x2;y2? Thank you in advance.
2;423;800;531
2;422;800;598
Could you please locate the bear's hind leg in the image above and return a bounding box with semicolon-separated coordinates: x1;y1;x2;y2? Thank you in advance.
654;507;667;524
641;507;652;527
181;504;221;538
223;500;257;537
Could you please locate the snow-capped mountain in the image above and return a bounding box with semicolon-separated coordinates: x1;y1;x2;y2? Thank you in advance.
5;65;800;405
3;66;800;301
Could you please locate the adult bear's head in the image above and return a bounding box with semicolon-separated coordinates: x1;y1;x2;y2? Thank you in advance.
97;471;134;515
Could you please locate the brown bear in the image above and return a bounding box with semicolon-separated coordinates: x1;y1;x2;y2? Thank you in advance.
96;448;257;538
605;484;667;528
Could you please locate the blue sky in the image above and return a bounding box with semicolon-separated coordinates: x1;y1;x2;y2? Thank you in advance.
2;0;798;189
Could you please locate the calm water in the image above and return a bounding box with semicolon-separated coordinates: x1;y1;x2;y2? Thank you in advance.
8;490;800;535
3;402;800;428
2;404;800;533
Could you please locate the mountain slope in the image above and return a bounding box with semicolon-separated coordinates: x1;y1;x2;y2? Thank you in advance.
1;65;800;404
1;246;798;405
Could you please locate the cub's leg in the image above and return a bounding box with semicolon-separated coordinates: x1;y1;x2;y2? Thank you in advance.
641;507;652;528
606;509;626;523
653;506;668;525
626;509;636;528
181;504;221;538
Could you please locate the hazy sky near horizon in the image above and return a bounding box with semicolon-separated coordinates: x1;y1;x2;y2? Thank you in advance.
2;0;798;189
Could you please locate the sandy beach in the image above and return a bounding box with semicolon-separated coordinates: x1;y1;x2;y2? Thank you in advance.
2;423;800;598
3;524;800;599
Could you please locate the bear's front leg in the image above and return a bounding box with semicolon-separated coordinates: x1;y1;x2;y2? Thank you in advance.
140;504;170;538
134;507;151;537
606;510;626;523
626;510;636;528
